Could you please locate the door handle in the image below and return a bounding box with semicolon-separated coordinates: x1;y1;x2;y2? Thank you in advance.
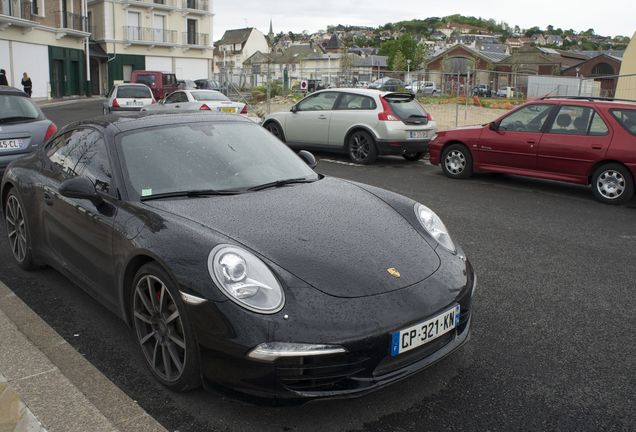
527;140;536;144
592;145;602;150
43;191;54;205
175;105;180;108
318;115;327;120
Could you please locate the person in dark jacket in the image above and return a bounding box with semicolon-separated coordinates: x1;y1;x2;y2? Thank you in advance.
0;69;8;86
21;72;32;97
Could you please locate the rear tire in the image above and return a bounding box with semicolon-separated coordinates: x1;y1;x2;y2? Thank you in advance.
403;152;425;161
264;121;285;142
441;144;473;179
4;190;36;270
348;130;377;164
131;263;201;391
591;163;634;205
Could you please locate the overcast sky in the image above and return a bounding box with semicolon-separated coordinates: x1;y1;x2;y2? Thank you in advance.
213;0;635;41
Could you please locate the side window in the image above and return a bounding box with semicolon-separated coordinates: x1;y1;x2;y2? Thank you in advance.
164;92;184;104
163;74;176;85
547;105;608;136
297;92;339;111
46;128;113;195
499;104;554;132
610;109;636;136
336;94;376;110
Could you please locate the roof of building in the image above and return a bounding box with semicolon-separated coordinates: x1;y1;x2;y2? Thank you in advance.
351;55;388;67
218;28;254;45
427;44;510;64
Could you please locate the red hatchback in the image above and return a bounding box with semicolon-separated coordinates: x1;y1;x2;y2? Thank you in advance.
429;97;636;204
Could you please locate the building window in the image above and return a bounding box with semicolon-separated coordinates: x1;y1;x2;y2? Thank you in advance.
591;63;614;76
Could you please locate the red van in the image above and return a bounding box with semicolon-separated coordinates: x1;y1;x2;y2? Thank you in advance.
131;71;178;100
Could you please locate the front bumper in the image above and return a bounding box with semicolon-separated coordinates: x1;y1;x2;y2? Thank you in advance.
190;259;476;400
376;139;430;156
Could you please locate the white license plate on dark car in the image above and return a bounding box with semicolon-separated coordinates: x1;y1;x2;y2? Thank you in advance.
390;305;460;356
0;139;25;151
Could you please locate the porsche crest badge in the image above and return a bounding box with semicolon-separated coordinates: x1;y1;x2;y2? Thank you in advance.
387;267;401;278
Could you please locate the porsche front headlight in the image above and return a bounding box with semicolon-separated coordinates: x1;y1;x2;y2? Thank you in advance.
414;203;456;253
208;245;284;314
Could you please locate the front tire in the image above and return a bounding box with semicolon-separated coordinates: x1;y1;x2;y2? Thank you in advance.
441;144;473;179
591;163;634;205
348;130;377;164
264;121;285;142
131;263;201;391
403;152;425;161
4;190;36;270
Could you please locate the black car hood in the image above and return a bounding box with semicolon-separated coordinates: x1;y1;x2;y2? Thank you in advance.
145;177;440;298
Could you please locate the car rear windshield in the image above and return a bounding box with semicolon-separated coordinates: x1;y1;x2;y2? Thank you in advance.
191;91;228;101
0;95;41;122
610;109;636;136
385;95;428;124
135;75;156;86
117;122;318;198
117;86;152;99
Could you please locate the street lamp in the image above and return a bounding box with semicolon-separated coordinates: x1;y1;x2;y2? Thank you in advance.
407;59;411;83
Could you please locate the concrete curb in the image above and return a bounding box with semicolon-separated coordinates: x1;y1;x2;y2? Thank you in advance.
0;280;168;432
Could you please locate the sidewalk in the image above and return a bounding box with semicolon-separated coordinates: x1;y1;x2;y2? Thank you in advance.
35;96;103;108
0;281;167;432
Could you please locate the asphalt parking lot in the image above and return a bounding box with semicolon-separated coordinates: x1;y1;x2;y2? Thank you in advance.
1;100;634;431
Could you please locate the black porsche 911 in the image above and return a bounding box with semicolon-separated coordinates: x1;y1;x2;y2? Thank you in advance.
1;112;476;399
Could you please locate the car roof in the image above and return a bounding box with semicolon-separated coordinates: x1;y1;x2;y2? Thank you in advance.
0;85;28;96
531;97;636;108
310;88;405;98
113;83;151;88
59;112;253;135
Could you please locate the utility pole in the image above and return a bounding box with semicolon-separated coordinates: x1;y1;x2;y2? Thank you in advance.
83;0;91;96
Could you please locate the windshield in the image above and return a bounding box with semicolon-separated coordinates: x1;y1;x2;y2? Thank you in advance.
0;95;41;122
117;86;152;99
118;121;319;198
191;91;229;102
135;75;156;86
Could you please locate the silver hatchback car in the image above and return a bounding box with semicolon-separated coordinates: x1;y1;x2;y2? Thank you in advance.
263;89;437;164
0;86;56;174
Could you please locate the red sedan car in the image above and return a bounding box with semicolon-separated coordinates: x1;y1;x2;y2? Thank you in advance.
429;97;636;204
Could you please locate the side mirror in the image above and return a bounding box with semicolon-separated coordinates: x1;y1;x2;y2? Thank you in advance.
298;150;317;169
290;105;298;113
489;121;499;131
59;177;103;207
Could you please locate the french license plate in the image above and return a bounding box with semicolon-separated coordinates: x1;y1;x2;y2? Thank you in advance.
0;139;24;151
219;107;236;113
408;131;428;139
390;305;460;356
125;101;143;107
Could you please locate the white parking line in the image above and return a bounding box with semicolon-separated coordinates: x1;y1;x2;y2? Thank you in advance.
320;159;364;167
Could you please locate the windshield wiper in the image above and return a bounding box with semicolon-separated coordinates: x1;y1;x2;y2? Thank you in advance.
140;189;245;201
248;177;317;192
0;116;38;124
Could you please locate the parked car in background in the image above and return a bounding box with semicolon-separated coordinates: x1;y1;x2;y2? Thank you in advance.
103;83;155;115
368;77;405;92
356;80;369;88
177;79;197;90
473;84;492;97
142;89;247;115
0;86;57;174
429;96;636;204
131;70;178;100
495;86;523;98
194;79;223;92
263;89;436;164
1;112;474;399
406;81;438;96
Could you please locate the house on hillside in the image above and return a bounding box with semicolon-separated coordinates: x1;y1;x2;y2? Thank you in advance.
213;27;269;73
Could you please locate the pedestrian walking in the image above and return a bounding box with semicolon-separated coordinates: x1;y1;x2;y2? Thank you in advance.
0;69;8;86
21;72;32;97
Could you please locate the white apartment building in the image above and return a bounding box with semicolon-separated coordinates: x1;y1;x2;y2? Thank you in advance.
88;0;214;94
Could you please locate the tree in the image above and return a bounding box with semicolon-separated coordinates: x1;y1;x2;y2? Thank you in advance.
524;26;542;37
393;50;407;71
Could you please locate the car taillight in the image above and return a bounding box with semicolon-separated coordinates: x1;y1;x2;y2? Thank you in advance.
240;104;248;115
44;123;57;142
200;104;211;110
112;98;120;108
378;97;399;121
427;112;434;121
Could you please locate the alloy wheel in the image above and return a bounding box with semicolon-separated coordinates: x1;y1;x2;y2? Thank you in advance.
445;150;466;175
596;170;626;200
133;275;187;382
5;195;27;263
350;133;370;161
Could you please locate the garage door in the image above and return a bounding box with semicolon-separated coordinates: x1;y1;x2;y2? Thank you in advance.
145;56;173;73
175;58;208;81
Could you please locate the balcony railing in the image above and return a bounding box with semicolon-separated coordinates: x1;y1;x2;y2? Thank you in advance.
57;11;88;32
183;32;209;46
0;1;37;20
124;26;177;44
183;0;208;12
123;0;176;8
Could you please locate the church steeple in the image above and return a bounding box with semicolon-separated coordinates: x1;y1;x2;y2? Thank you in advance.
268;19;274;42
